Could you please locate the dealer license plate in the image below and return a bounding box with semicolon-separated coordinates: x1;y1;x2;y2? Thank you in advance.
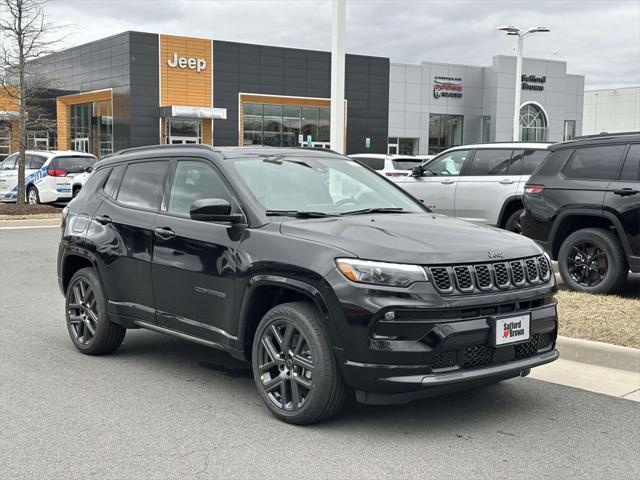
494;314;530;346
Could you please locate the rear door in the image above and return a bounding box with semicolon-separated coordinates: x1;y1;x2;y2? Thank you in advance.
454;148;518;225
91;160;169;324
604;144;640;258
151;158;243;342
399;149;470;216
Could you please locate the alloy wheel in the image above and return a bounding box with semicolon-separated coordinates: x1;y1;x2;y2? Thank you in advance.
567;242;608;287
256;320;315;412
511;218;522;234
67;278;99;345
27;189;38;204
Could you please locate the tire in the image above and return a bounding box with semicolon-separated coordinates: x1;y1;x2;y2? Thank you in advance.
558;228;628;294
504;208;524;234
27;186;40;204
251;301;346;425
72;185;81;198
65;267;126;355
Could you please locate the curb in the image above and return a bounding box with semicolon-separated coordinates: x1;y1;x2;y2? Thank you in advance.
556;336;640;372
0;217;61;228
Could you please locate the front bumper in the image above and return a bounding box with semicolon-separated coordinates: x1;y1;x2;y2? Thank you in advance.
322;267;559;403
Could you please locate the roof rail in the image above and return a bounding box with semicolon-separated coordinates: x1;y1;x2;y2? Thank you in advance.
572;131;640;141
111;143;218;156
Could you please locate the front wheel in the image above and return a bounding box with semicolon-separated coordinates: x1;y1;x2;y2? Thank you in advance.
557;228;628;294
65;267;126;355
251;302;346;425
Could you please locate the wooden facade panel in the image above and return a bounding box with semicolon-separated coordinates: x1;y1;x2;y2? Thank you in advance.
160;35;212;107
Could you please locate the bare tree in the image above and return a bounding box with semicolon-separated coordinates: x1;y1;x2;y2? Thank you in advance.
0;0;60;205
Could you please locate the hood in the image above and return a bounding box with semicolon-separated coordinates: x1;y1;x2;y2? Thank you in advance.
279;213;542;264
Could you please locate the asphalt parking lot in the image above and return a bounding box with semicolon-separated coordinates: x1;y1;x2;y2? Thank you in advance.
1;226;639;479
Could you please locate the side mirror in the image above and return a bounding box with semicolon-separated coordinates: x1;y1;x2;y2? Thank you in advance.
411;165;424;177
190;198;244;223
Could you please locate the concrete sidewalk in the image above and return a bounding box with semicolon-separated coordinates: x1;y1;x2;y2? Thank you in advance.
530;359;640;401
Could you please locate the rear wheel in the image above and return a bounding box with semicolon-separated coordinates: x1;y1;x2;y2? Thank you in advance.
558;228;628;294
27;186;40;204
72;185;81;198
251;302;346;424
504;208;524;234
65;267;126;355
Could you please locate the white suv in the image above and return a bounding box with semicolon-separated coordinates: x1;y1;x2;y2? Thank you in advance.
398;143;551;232
0;150;97;204
349;154;424;178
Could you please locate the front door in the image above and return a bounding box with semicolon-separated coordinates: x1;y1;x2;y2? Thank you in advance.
605;144;640;257
0;153;18;197
152;159;243;343
399;149;469;217
454;148;519;226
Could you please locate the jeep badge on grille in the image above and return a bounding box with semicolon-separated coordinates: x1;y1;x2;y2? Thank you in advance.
488;250;505;259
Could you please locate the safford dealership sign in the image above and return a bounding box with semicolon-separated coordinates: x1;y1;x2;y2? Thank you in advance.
522;74;546;91
433;76;463;99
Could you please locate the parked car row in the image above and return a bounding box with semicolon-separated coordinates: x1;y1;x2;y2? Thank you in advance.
350;133;639;295
0;150;97;204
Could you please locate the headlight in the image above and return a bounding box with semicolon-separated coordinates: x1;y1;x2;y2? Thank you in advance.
335;258;428;287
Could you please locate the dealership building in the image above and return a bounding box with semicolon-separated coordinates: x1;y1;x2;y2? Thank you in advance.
0;31;585;158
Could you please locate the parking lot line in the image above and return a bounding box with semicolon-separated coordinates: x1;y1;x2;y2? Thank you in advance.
0;224;60;230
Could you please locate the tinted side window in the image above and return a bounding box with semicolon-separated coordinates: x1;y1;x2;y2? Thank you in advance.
355;157;385;170
563;145;626;180
26;155;46;170
116;161;169;210
620;144;640;181
521;149;550;175
167;161;233;216
466;149;513;176
75;168;111;202
103;165;125;198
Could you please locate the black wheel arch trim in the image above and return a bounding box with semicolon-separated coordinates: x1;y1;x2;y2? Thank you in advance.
237;274;345;362
59;246;101;294
548;209;632;259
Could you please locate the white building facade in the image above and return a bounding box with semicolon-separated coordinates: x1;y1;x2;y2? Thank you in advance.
582;87;640;135
388;56;584;155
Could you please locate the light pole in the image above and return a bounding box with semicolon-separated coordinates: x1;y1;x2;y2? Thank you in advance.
330;0;346;153
498;25;550;141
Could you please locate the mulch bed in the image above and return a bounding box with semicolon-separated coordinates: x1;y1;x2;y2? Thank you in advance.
0;203;62;216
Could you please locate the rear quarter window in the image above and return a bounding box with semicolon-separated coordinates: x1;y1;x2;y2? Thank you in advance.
563;145;626;180
521;149;550;175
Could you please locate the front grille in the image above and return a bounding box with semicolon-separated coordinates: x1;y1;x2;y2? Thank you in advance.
432;350;458;369
428;255;552;295
431;333;555;372
461;344;493;369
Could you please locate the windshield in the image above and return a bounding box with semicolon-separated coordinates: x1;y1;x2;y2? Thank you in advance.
231;155;425;216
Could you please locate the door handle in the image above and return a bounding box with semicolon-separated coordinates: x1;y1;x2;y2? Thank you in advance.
440;179;455;185
154;226;176;240
95;215;112;225
499;179;515;185
613;188;639;196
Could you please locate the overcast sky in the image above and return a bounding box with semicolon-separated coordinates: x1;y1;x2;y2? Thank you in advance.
44;0;640;89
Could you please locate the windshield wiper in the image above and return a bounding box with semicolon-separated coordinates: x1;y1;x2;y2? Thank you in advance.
339;207;408;216
266;210;334;218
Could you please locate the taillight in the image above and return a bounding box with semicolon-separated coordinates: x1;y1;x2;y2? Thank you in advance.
48;169;67;177
385;171;409;177
524;184;544;194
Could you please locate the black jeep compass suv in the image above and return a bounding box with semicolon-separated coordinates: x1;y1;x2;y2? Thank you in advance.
58;145;558;424
522;132;640;294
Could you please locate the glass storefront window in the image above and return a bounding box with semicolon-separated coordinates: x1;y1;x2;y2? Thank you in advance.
243;103;330;147
563;120;576;141
428;114;464;154
70;99;113;157
0;121;11;156
519;103;548;142
481;116;491;143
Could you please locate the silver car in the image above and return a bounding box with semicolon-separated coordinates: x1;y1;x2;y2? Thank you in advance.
397;143;551;233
